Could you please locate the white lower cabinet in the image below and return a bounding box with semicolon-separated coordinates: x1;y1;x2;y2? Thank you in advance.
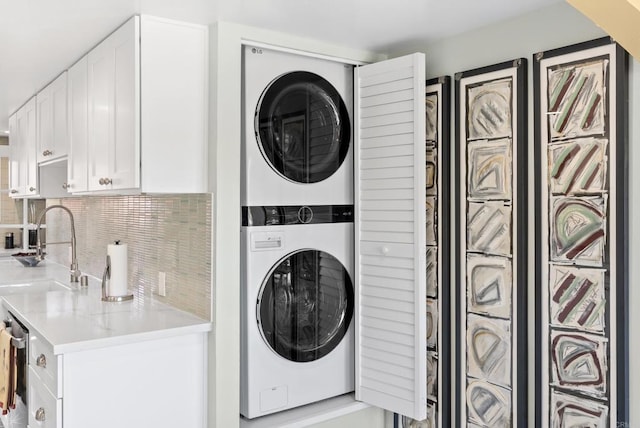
27;332;207;428
28;367;62;428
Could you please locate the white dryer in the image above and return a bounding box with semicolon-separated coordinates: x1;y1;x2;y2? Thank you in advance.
240;205;355;419
242;45;354;206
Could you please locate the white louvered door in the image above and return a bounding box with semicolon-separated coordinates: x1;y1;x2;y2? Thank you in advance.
354;53;427;420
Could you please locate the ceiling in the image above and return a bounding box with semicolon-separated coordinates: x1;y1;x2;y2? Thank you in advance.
0;0;562;132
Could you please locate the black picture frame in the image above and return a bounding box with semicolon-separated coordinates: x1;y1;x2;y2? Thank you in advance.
393;75;451;428
454;59;528;427
533;37;629;428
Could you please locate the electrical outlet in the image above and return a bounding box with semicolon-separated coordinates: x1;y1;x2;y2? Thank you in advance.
158;272;167;297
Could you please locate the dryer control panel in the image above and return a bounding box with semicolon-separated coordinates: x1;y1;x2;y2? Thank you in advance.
242;205;353;226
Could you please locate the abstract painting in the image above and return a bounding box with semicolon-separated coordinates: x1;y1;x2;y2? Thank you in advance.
427;351;438;401
426;247;438;298
550;330;608;398
548;138;608;194
456;59;527;427
426;196;437;245
549;265;605;333
467;254;512;319
534;37;628;428
550;196;606;265
466;380;511;428
467;314;511;387
412;76;451;428
397;76;451;428
427;298;438;350
547;60;606;140
550;390;608;427
467;78;513;141
426;144;438;196
467;201;512;256
468;138;512;200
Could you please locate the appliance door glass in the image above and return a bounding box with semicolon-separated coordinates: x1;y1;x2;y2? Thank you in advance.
257;249;354;362
256;71;351;184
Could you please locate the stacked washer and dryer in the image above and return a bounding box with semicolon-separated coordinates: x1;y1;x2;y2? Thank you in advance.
240;46;356;419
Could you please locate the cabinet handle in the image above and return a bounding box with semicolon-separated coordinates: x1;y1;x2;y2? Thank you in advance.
29;187;36;192
36;353;47;368
102;178;112;185
42;150;53;156
10;189;18;194
35;407;46;422
62;183;69;190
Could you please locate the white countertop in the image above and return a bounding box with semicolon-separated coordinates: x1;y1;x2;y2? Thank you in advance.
0;259;211;354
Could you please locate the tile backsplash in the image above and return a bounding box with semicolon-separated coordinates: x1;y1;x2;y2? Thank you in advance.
44;194;212;320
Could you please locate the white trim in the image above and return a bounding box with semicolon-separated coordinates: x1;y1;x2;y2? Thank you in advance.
241;39;368;66
239;394;371;428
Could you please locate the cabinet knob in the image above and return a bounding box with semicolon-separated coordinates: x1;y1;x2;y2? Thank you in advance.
10;189;18;194
42;150;53;156
102;178;112;185
35;407;46;422
36;353;47;368
380;247;389;255
62;183;70;190
29;187;36;192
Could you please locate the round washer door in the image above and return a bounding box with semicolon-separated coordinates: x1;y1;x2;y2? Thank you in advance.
255;71;351;184
257;249;354;362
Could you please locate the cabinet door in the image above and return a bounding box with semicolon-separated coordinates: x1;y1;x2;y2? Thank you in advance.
16;98;38;196
68;57;89;193
36;83;52;163
50;72;68;161
87;16;139;192
8;113;21;196
38;72;69;164
23;98;38;195
354;53;427;421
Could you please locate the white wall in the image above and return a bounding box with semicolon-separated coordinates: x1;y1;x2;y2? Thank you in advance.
393;1;639;426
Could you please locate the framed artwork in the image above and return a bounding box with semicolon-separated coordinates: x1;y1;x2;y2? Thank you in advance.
534;37;629;427
396;76;451;428
455;59;527;427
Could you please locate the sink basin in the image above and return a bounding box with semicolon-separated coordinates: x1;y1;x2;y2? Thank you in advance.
0;279;71;296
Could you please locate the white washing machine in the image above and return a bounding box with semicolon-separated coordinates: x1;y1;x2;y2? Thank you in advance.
240;205;355;419
242;45;354;206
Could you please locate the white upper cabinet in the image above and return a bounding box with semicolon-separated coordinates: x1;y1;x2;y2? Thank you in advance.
87;16;139;192
81;15;207;194
67;56;89;193
8;113;20;196
15;98;39;197
37;72;68;164
9;14;208;197
354;53;427;421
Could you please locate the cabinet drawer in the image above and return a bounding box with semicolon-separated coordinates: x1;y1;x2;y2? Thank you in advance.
29;335;62;398
28;367;62;428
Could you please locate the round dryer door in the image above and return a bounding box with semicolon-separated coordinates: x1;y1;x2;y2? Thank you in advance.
257;249;354;362
255;71;351;184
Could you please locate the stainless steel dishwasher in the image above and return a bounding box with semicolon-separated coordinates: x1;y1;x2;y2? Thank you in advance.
0;312;28;428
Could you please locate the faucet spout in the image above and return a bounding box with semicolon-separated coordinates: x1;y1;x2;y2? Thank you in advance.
35;205;81;283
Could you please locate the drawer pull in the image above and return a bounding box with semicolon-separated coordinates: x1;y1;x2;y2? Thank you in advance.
35;407;46;422
36;354;47;368
42;150;53;156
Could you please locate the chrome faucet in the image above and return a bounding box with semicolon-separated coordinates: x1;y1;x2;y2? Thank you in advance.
35;205;81;282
